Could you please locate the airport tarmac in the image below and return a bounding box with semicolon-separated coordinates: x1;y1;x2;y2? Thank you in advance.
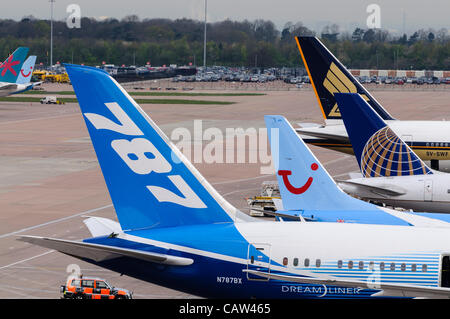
0;85;449;298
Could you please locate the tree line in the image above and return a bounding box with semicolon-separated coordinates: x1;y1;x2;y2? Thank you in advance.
0;16;448;70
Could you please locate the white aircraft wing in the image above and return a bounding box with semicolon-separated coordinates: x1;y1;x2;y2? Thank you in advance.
31;81;43;87
18;235;193;266
0;83;18;91
337;180;407;197
244;269;450;298
295;128;350;142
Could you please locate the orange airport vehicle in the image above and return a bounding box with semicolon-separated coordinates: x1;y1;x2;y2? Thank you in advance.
60;276;133;299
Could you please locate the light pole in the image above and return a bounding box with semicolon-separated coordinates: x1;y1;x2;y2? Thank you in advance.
203;0;207;69
50;0;55;69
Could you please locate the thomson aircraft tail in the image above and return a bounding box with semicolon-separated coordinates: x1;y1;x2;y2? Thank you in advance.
16;55;36;84
265;115;381;212
335;93;433;177
295;36;394;122
0;47;29;83
65;64;243;231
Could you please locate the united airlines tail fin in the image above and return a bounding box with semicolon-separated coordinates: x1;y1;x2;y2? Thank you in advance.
265;115;378;211
295;37;394;122
65;64;238;231
0;47;29;83
16;55;36;84
335;93;432;177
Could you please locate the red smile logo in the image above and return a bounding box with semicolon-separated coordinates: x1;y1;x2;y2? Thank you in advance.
278;163;318;194
20;66;32;78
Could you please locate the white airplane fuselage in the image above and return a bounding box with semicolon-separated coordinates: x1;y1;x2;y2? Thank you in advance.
22;219;450;298
299;119;450;172
0;82;33;97
340;173;450;213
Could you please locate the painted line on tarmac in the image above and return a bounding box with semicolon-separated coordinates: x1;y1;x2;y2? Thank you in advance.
0;250;55;271
0;204;113;239
0;112;79;126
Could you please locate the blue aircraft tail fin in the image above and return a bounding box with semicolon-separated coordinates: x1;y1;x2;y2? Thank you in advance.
335;93;433;177
16;55;36;84
265;115;378;212
65;64;237;231
0;47;29;83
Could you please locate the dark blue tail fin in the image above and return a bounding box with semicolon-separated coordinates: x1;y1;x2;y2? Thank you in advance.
295;37;394;121
335;93;432;177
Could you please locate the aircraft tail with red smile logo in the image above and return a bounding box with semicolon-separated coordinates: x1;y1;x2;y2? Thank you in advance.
16;55;36;84
265;115;378;212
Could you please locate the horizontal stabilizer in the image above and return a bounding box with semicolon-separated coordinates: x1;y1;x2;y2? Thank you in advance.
18;235;193;266
338;180;407;197
296;122;322;129
243;269;450;298
249;208;303;221
272;198;284;211
0;83;18;91
295;128;350;142
83;216;122;237
348;172;363;179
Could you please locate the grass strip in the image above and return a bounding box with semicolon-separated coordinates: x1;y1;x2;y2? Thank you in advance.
0;96;235;105
19;90;264;97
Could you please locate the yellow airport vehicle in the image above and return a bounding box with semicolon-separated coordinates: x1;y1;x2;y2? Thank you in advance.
32;70;70;83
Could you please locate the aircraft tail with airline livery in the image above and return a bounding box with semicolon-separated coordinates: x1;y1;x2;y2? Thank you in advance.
0;47;29;83
336;93;433;178
16;55;36;84
294;36;394;123
64;64;243;231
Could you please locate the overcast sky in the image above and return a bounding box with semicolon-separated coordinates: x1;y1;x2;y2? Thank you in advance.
3;0;449;35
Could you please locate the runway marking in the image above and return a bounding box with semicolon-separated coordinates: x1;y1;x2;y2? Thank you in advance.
0;112;79;126
0;204;113;239
323;155;352;166
0;285;32;298
222;187;260;197
0;250;55;271
211;174;275;185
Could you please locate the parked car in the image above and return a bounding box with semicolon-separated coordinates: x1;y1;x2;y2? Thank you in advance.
384;77;394;84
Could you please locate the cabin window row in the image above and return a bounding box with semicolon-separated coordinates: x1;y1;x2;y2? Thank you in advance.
282;258;428;272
